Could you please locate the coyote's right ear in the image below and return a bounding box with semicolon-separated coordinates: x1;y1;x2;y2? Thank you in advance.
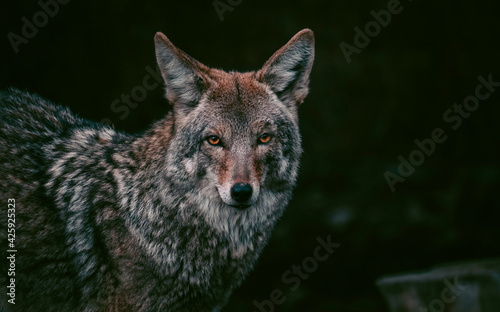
154;32;210;116
257;29;315;108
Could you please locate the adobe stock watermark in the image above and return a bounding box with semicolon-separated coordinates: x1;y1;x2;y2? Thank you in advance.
384;74;499;192
251;235;340;312
418;277;466;312
213;0;243;21
100;65;163;127
7;0;71;54
339;0;407;64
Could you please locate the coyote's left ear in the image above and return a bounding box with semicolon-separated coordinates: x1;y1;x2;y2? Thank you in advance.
257;29;315;107
154;32;210;118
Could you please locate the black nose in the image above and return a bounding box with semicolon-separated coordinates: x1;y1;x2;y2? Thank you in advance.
231;183;253;203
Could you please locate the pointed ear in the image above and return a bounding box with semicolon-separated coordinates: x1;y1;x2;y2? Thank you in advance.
257;29;315;107
154;32;210;114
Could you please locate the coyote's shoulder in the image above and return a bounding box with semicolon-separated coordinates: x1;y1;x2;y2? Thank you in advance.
0;88;122;310
0;29;314;312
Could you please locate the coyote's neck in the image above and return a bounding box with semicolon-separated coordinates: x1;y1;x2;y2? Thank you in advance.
116;116;288;286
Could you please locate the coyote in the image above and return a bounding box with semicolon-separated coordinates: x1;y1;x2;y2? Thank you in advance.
0;29;315;311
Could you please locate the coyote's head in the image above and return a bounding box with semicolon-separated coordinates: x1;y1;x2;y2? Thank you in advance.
153;29;314;230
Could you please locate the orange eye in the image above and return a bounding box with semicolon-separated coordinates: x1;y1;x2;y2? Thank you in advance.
259;133;272;144
207;136;221;146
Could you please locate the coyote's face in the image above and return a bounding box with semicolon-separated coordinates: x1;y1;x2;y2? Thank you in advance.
176;72;302;210
154;30;314;220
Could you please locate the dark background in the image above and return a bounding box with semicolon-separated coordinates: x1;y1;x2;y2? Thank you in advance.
1;0;500;311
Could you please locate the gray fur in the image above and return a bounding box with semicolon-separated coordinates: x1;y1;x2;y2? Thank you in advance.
0;29;314;312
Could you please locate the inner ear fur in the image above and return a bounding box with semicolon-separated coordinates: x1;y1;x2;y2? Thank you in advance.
257;29;315;106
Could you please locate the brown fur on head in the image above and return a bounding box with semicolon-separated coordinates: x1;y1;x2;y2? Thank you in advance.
154;29;315;125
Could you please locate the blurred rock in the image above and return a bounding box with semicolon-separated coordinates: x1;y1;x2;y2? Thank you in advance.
377;259;500;312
